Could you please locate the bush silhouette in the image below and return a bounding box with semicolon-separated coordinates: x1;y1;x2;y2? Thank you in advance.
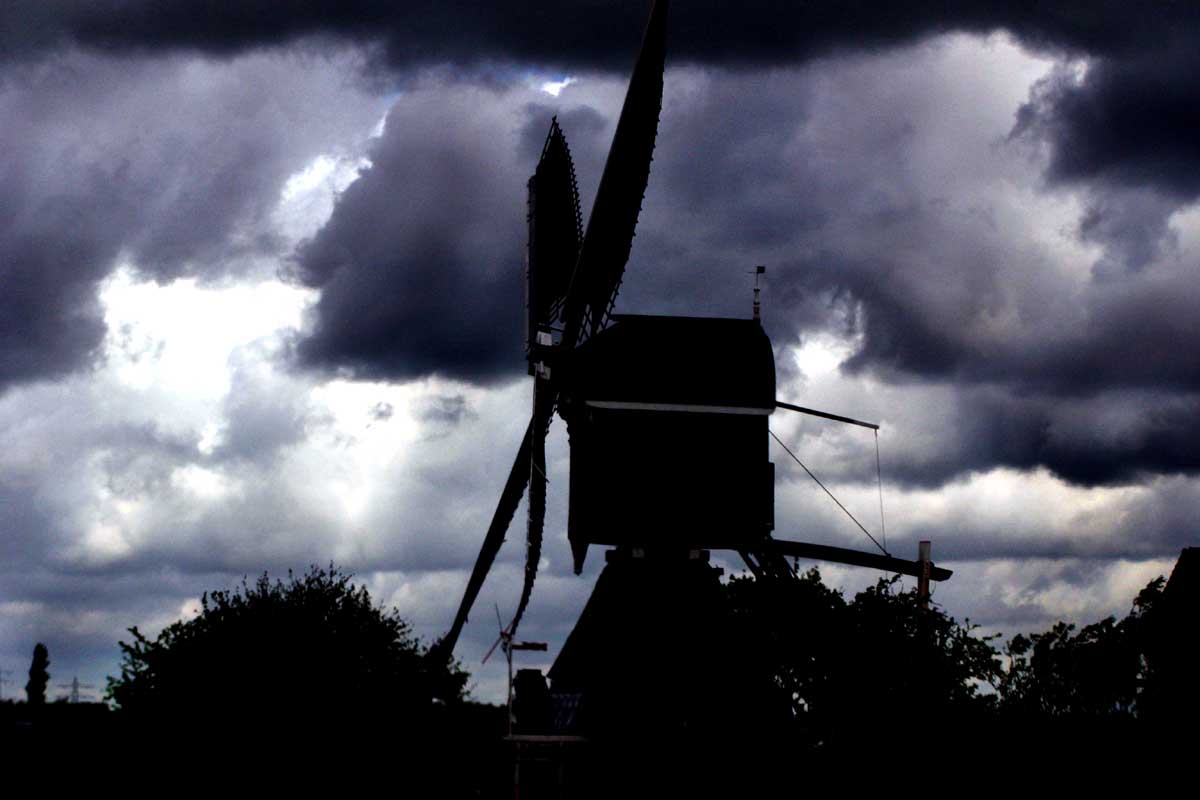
107;565;466;731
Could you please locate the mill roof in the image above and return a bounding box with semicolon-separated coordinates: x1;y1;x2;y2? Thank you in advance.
566;314;776;411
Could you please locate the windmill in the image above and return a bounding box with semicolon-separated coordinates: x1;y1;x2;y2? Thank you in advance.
438;0;952;724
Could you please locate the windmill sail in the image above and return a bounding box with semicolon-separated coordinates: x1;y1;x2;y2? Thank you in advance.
440;0;668;657
560;0;668;347
526;119;582;361
440;419;534;655
511;390;553;636
513;0;668;634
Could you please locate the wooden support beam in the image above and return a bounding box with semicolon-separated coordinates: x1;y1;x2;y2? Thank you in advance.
775;400;879;430
756;539;953;582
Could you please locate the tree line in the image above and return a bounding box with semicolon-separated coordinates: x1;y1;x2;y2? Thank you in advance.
3;557;1193;774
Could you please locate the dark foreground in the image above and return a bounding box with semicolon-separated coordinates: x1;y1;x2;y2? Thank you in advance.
2;702;1188;796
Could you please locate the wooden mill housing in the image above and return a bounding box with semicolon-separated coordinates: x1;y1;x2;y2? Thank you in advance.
561;314;776;572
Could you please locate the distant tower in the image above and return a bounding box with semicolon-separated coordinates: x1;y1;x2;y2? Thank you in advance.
56;675;95;704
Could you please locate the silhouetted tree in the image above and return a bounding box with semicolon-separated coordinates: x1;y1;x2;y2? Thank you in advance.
1136;571;1199;722
106;565;468;732
26;643;49;706
729;568;1181;750
998;576;1164;718
726;570;1001;756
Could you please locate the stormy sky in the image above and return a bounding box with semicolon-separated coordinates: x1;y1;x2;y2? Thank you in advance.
2;1;1196;703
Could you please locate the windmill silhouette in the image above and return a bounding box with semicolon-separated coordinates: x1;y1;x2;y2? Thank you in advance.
437;0;952;737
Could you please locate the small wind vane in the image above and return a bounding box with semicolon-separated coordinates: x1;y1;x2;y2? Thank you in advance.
483;605;548;737
752;265;765;321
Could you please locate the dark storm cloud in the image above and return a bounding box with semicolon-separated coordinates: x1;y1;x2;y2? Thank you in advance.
293;84;632;384
293;83;531;383
830;252;1200;396
13;1;1199;218
0;52;380;390
879;388;1200;489
1013;46;1200;200
1010;44;1200;275
3;2;1195;71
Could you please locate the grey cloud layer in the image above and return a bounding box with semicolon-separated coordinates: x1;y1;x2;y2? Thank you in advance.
5;1;1196;205
287;37;1200;489
3;3;1200;699
0;339;554;694
4;3;1196;453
